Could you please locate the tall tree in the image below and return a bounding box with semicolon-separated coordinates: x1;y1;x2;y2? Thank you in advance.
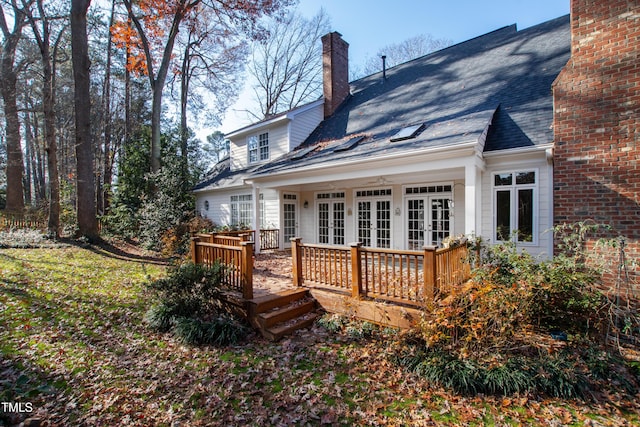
71;0;97;239
0;0;32;212
22;0;67;236
98;0;116;215
248;9;330;119
116;0;291;173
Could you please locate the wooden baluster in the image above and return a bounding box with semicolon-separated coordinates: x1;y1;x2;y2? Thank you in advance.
191;237;200;265
240;241;253;300
350;242;363;298
423;245;437;301
291;237;303;287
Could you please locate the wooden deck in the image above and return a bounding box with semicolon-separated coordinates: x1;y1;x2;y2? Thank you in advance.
191;235;472;338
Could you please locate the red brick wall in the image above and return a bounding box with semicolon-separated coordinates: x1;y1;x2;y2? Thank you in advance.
553;0;640;288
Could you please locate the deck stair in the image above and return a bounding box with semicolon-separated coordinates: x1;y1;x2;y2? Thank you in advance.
247;289;319;341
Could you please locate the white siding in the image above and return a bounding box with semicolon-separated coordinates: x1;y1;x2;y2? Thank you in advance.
229;124;290;171
196;188;281;230
288;104;323;150
261;189;280;229
195;190;237;226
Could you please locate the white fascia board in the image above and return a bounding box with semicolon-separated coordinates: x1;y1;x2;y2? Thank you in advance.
226;116;291;140
225;99;323;140
246;141;479;188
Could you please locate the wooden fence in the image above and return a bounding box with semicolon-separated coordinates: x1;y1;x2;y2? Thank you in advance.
191;236;254;299
0;212;47;230
291;238;471;307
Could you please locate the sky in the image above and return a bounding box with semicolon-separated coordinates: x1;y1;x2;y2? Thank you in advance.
216;0;570;135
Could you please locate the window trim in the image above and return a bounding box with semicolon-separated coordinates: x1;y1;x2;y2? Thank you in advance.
230;194;253;227
491;169;539;246
247;132;269;164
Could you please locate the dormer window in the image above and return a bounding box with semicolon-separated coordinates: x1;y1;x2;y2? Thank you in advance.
248;132;269;163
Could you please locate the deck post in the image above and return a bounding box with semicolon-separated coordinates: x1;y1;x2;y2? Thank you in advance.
240;241;254;300
350;242;363;298
191;237;201;264
423;245;437;301
291;237;303;287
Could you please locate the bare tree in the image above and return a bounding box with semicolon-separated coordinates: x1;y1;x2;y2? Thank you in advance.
248;8;330;119
174;11;247;166
355;34;452;79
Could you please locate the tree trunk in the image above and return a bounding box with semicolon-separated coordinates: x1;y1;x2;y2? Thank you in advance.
43;65;60;236
100;0;116;215
150;81;162;173
0;28;25;213
23;112;33;205
71;0;98;240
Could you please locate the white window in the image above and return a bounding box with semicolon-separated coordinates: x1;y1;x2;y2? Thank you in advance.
493;171;537;244
230;194;252;226
248;132;269;163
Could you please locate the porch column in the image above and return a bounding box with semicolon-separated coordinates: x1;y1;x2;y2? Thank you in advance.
252;184;261;254
464;160;482;236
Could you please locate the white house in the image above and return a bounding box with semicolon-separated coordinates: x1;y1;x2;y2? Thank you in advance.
194;16;570;256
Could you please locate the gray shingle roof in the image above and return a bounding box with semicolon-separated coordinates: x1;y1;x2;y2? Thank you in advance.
251;15;570;178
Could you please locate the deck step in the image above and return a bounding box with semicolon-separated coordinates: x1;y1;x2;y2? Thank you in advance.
257;299;316;329
248;288;309;314
262;312;319;341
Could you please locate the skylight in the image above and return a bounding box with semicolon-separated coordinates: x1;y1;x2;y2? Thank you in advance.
390;123;426;142
334;136;364;152
290;146;316;160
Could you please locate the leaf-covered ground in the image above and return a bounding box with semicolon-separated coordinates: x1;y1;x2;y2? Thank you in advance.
1;245;639;426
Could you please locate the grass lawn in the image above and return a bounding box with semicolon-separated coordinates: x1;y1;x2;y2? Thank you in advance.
1;245;639;426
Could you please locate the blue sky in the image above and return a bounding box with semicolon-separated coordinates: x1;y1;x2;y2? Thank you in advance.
218;0;570;133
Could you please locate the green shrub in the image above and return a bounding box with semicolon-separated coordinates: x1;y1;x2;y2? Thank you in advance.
533;354;588;399
316;313;348;333
145;261;249;346
172;316;249;346
148;262;227;316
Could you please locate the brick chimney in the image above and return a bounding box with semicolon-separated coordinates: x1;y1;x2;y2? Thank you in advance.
321;32;349;118
553;0;640;287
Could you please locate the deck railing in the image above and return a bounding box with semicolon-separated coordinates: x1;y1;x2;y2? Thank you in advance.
191;236;253;299
260;229;280;250
291;238;471;307
206;229;280;250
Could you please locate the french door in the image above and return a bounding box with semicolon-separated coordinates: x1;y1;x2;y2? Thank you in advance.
407;196;451;249
317;201;345;245
357;199;391;248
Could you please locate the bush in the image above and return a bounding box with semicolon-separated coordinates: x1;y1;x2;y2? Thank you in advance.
172;316;249;346
100;204;140;239
392;340;594;398
148;262;228;316
145;262;249;346
394;223;639;398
